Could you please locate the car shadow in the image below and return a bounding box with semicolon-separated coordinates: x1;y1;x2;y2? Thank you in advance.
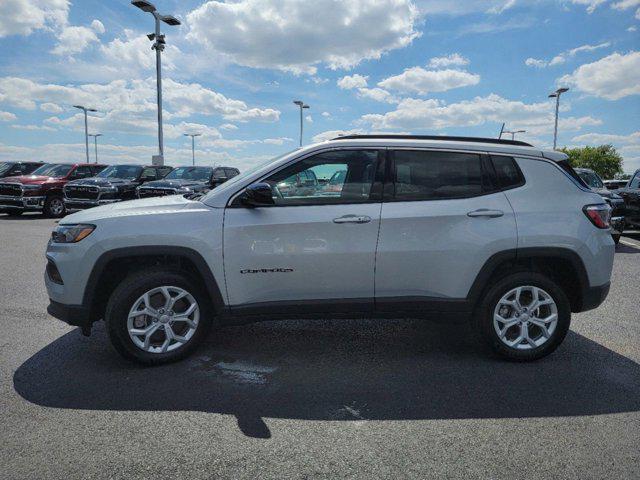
14;319;640;439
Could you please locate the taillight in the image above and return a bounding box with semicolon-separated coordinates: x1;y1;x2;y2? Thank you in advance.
583;204;611;229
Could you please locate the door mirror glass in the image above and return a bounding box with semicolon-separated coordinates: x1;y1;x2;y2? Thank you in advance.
240;182;275;207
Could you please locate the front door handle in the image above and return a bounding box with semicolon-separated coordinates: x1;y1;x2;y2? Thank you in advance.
467;209;504;218
333;214;372;224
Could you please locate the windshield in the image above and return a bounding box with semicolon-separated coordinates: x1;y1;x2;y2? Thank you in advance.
31;163;73;178
578;170;604;189
97;165;143;180
0;162;14;175
165;167;212;181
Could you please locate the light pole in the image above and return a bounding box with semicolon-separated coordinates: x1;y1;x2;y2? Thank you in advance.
549;87;569;150
131;0;181;166
293;100;310;147
183;133;202;166
503;129;526;141
73;105;97;164
88;134;103;163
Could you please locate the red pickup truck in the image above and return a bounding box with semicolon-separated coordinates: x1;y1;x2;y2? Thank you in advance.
0;163;106;217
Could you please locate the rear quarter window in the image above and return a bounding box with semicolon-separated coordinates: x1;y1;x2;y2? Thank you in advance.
490;155;525;190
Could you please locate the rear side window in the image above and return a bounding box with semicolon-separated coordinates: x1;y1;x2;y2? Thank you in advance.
391;150;484;201
491;155;525;190
557;160;589;188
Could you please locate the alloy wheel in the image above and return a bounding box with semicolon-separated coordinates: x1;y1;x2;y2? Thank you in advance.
127;286;200;354
493;286;558;350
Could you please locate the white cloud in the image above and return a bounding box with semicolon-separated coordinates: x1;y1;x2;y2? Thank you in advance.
378;67;480;95
611;0;640;19
219;123;238;131
572;131;640;145
0;111;16;121
559;51;640;100
427;53;469;69
321;112;331;118
186;0;421;74
11;124;56;131
0;77;280;123
305;115;313;123
0;0;68;37
525;42;611;68
337;74;369;90
359;93;601;136
486;0;517;14
356;87;398;104
567;0;607;14
40;102;64;113
51;19;105;56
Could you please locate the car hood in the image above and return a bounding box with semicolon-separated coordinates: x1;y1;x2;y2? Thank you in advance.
139;179;205;189
0;175;55;185
66;177;137;188
61;194;210;224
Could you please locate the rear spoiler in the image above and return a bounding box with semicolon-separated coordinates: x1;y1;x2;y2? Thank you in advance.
542;150;569;162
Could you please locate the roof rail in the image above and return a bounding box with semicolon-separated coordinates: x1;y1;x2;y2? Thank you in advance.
331;134;534;148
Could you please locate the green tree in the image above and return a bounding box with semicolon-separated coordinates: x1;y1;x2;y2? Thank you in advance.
559;144;624;179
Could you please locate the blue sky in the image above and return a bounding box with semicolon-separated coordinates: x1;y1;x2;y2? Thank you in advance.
0;0;638;173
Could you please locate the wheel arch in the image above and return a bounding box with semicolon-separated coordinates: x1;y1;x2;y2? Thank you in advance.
84;246;226;323
468;247;590;313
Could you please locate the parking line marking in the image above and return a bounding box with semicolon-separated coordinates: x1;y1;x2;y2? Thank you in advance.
620;238;640;249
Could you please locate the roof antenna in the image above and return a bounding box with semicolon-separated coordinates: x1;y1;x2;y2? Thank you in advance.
498;123;505;139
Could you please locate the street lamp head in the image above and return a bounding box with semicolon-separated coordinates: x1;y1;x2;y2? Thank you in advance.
303;104;310;109
73;105;84;110
293;100;304;106
131;0;156;13
557;87;569;94
548;93;557;98
87;108;97;112
161;15;181;26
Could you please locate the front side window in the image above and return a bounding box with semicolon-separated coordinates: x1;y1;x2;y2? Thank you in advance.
32;163;73;178
392;150;484;201
97;165;143;180
262;150;380;206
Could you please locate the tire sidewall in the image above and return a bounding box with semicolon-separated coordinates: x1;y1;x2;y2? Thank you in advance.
477;272;571;361
106;270;213;365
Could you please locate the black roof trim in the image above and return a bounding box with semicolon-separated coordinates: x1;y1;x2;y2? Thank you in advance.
331;134;534;147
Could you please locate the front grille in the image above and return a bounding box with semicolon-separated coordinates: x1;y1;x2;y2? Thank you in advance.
0;198;23;207
0;183;22;197
139;188;176;198
65;185;99;200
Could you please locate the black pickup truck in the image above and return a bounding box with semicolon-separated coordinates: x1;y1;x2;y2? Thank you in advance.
137;166;239;198
618;169;640;231
64;164;173;211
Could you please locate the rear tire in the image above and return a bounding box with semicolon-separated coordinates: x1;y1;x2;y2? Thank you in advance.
105;267;214;365
475;272;571;361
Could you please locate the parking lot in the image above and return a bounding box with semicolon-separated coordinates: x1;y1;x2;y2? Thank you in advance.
1;214;639;479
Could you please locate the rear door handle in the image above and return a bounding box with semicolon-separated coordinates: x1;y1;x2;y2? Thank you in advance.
467;209;504;218
333;214;372;224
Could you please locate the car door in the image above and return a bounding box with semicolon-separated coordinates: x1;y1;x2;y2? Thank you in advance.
375;149;517;311
620;171;640;227
223;149;384;313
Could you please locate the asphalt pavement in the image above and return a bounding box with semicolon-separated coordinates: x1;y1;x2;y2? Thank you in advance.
1;214;639;479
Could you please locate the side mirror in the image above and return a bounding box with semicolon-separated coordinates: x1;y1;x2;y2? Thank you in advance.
240;182;275;207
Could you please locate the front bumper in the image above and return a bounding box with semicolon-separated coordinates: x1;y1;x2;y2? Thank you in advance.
0;195;44;211
64;198;121;211
610;216;625;234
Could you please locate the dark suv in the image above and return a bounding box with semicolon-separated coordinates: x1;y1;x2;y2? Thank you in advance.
0;163;106;217
64;164;173;211
137;166;239;199
0;161;44;178
576;168;626;244
618;169;640;230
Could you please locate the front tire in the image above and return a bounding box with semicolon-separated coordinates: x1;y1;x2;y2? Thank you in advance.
475;272;571;361
44;195;65;218
105;267;213;365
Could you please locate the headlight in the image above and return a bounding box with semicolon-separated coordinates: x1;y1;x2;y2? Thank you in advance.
51;224;96;243
177;187;193;193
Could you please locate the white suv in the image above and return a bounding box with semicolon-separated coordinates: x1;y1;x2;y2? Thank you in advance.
45;135;615;364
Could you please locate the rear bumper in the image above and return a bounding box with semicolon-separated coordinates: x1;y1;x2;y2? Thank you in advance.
579;282;611;312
